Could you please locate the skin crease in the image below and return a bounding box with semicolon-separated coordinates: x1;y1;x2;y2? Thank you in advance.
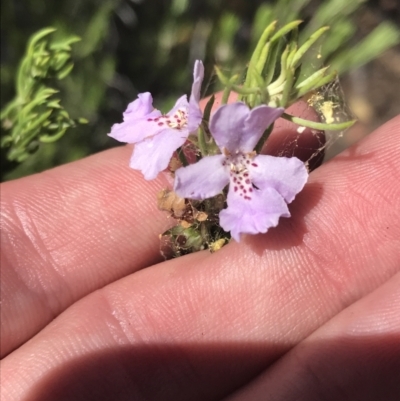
0;90;399;400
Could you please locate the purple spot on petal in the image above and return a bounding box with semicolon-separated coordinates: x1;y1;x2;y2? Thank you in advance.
251;163;258;167
158;122;164;126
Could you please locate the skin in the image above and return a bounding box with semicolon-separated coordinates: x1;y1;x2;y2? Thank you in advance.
1;94;400;400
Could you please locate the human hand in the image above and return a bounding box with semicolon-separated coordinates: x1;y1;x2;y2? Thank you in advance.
1;100;399;400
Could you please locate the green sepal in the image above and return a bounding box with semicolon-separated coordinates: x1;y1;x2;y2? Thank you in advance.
197;125;208;157
203;95;215;123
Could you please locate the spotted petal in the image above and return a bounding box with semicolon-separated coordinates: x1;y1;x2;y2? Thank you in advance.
249;155;308;203
174;155;229;200
219;186;290;242
123;92;157;120
108;93;162;143
130;129;188;180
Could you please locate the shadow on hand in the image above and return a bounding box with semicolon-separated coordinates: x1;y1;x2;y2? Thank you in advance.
245;181;324;256
26;333;400;401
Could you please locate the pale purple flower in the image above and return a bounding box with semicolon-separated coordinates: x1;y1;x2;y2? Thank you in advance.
174;102;308;242
108;60;204;180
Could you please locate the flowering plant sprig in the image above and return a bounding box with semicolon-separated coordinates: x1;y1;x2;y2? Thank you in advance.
108;21;356;256
1;27;87;163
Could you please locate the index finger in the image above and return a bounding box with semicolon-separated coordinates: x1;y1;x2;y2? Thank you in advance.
0;145;168;356
0;96;322;357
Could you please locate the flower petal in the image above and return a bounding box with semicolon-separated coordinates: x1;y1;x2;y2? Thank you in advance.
108;92;162;144
240;105;284;151
109;116;163;144
123;92;157;120
219;186;290;242
249;155;308;203
168;95;189;114
174;155;229;200
190;60;204;105
130;128;189;180
209;102;250;152
188;60;204;133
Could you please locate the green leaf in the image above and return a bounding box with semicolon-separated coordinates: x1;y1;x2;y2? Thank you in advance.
296;66;329;89
203;95;215;123
56;62;75;80
282;112;356;131
295;69;337;99
331;22;400;73
291;26;329;67
27;27;56;50
270;20;302;42
39;128;68;143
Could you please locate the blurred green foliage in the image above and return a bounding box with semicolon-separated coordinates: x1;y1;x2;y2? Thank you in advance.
1;28;87;163
1;0;399;180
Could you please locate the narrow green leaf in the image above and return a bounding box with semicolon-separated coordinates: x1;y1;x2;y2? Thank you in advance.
56;62;74;80
244;21;277;89
27;27;56;50
263;41;282;86
296;70;337;98
280;67;295;107
291;26;329;67
267;45;289;90
39;128;67;143
296;66;330;89
282;112;356;131
203;95;215;124
214;66;230;85
197;126;208;156
270;20;302;42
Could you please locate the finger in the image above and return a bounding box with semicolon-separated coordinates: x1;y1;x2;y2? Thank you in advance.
1;95;321;356
225;272;400;401
2;116;400;400
0;145;172;357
